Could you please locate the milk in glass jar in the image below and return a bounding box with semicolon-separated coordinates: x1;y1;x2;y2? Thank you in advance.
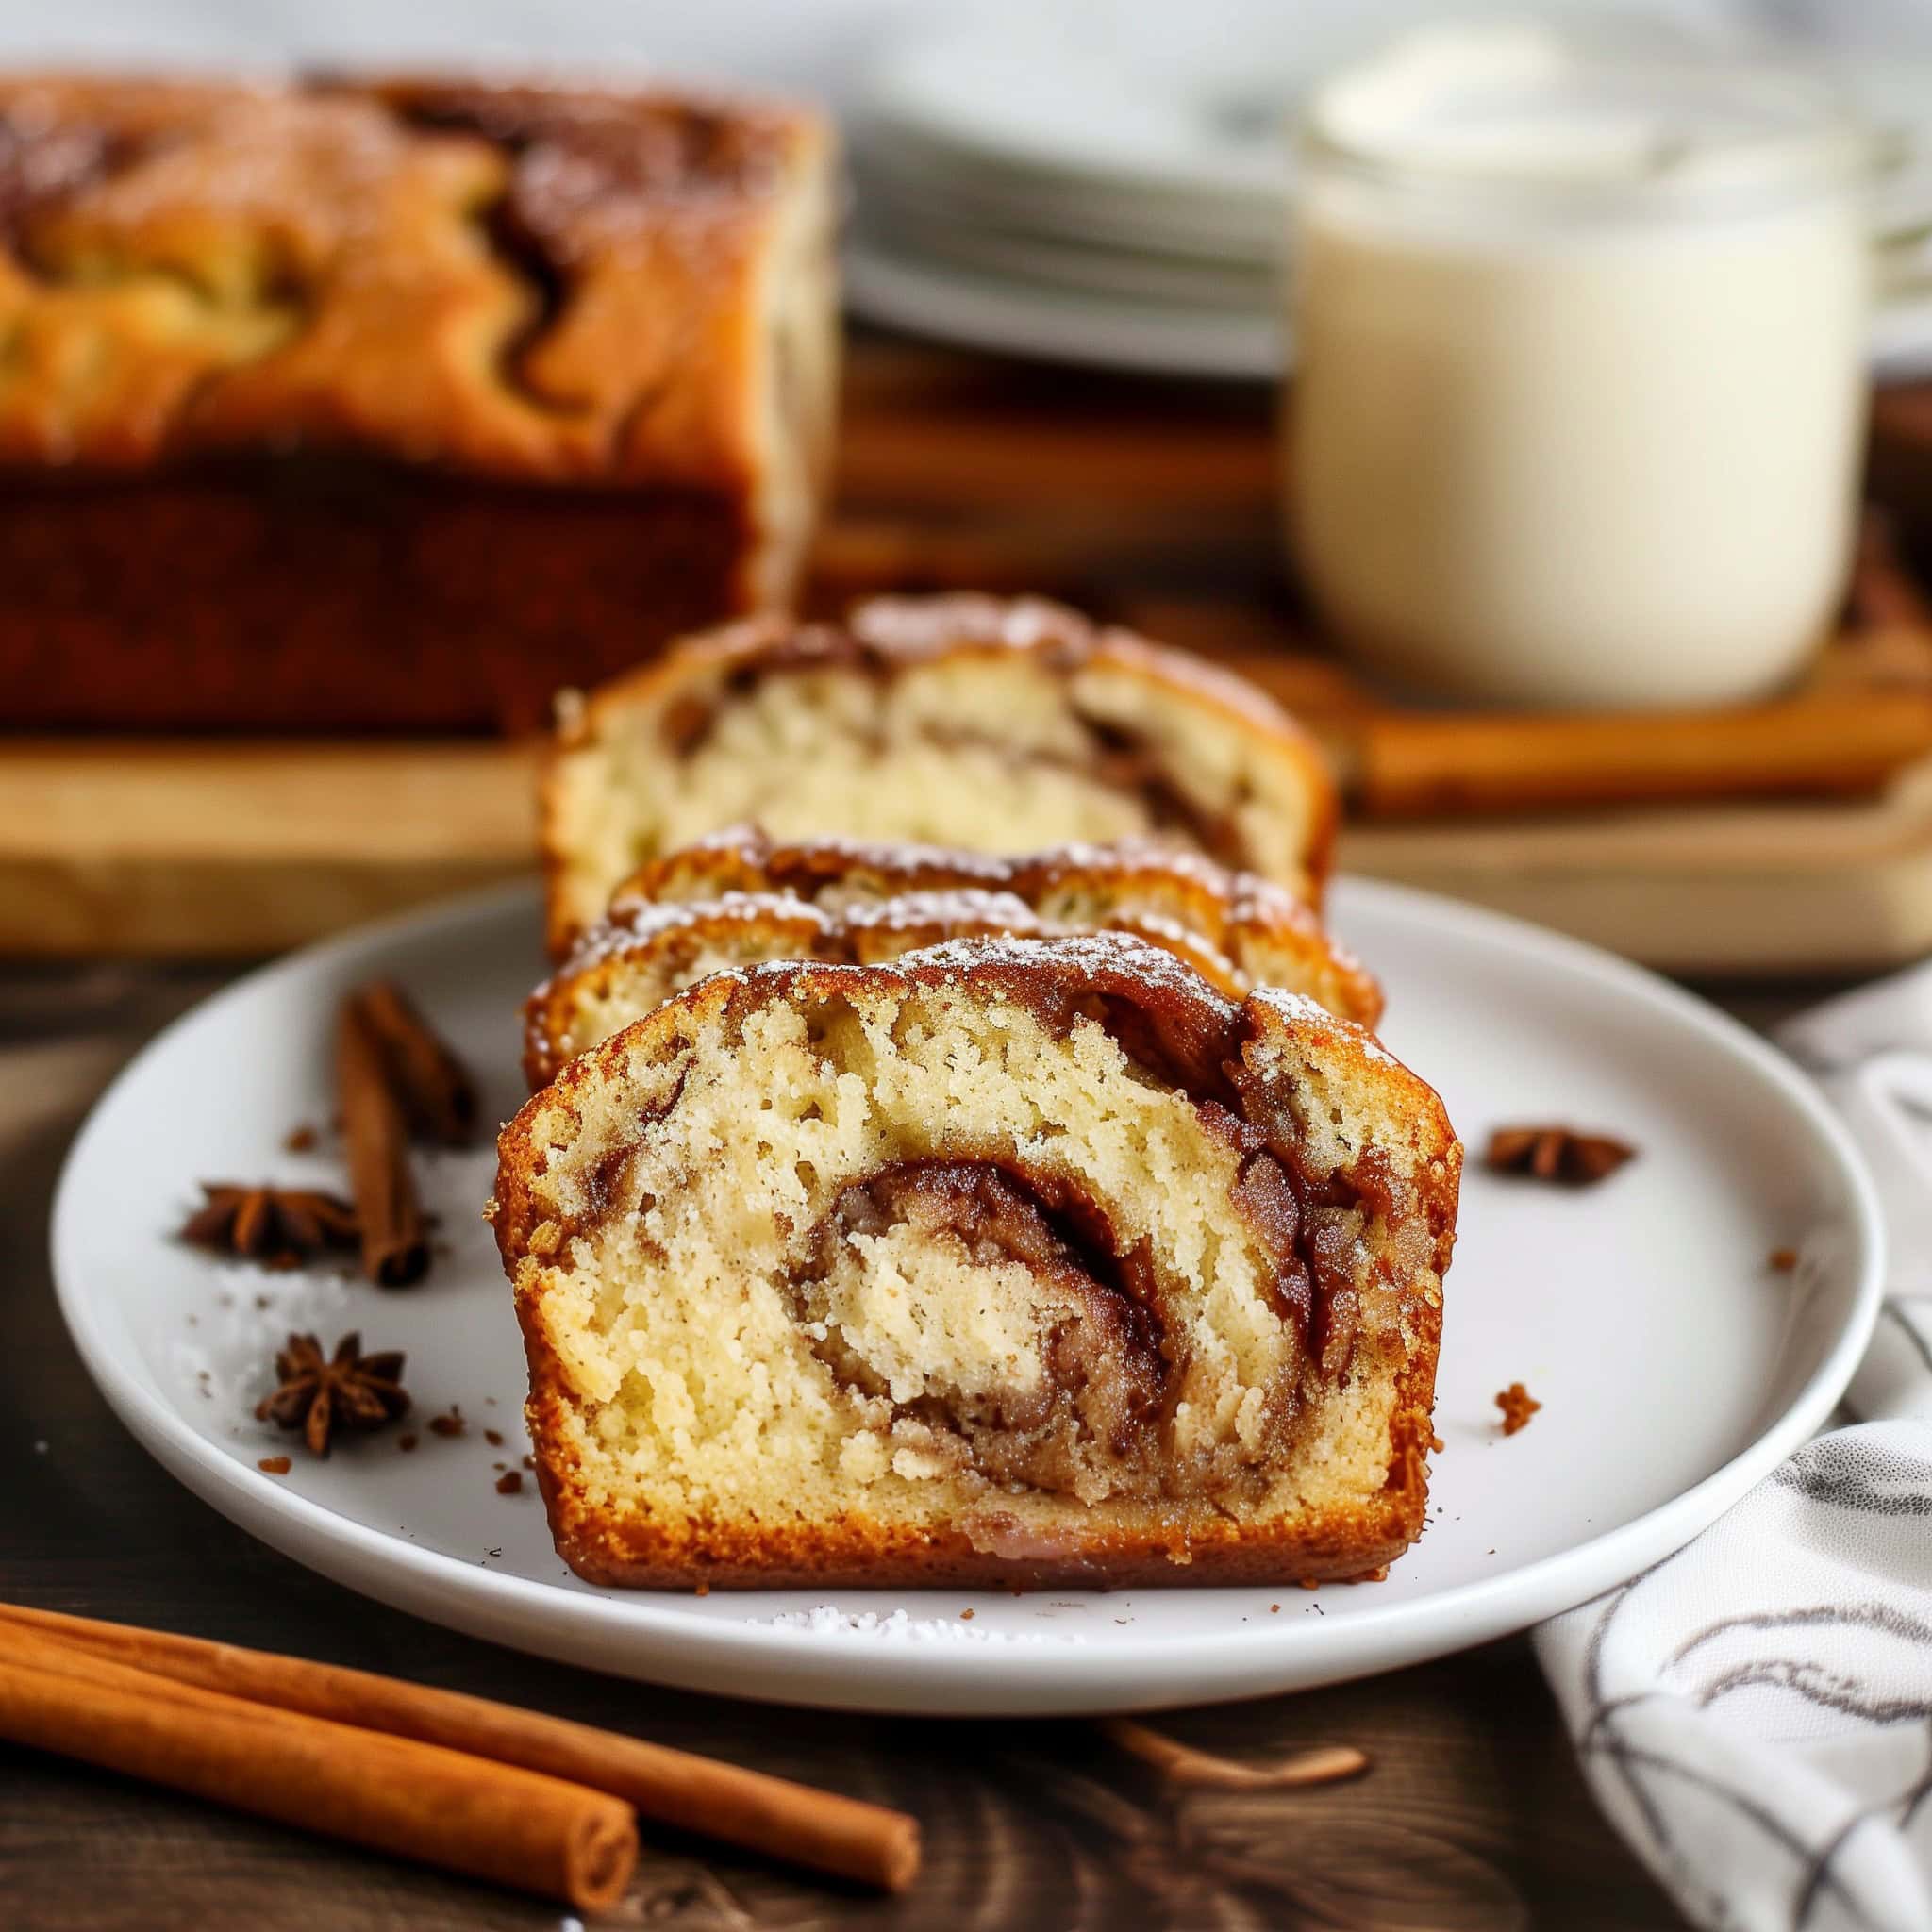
1290;27;1873;709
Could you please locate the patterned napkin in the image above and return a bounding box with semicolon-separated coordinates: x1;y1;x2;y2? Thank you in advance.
1536;966;1932;1932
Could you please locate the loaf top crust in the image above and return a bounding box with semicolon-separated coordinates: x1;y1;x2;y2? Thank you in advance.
0;74;831;483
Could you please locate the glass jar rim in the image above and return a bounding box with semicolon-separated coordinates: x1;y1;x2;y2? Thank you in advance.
1302;25;1877;216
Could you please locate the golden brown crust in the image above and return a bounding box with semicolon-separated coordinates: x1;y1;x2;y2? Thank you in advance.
494;933;1457;1590
522;826;1383;1087
531;1458;1430;1590
610;824;1344;942
538;594;1341;956
0;73;829;485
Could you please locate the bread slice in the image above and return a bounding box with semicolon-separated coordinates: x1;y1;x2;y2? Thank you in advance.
492;933;1458;1590
539;594;1340;954
522;828;1382;1088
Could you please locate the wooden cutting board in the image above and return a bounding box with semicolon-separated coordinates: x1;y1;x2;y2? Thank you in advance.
13;734;1932;973
7;342;1932;967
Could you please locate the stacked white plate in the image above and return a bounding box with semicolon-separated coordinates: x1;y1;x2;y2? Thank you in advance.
846;0;1932;380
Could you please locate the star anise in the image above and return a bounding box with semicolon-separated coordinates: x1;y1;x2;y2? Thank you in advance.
255;1332;409;1457
1484;1125;1636;1187
179;1184;359;1269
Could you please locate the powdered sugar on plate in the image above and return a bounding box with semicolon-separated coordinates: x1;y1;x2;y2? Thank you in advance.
758;1607;1084;1644
171;1258;358;1424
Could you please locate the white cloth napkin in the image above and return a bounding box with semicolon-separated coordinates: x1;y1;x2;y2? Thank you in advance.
1536;965;1932;1932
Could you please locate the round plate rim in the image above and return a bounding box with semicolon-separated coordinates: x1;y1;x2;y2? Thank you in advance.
51;875;1886;1716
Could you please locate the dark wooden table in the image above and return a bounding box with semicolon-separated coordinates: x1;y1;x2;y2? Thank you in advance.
0;964;1813;1930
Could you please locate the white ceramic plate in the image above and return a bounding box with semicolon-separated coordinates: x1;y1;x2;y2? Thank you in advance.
858;0;1359;239
846;230;1932;382
849;7;1932;379
846;230;1932;383
858;175;1279;312
52;879;1882;1717
846;237;1287;381
861;7;1932;257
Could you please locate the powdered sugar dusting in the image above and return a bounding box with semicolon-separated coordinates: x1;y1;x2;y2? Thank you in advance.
758;1606;1083;1644
170;1258;358;1420
844;887;1041;933
897;928;1236;1013
849;591;1088;658
559;892;838;973
1252;982;1404;1066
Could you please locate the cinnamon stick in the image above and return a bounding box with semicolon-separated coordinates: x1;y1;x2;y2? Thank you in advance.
0;1624;635;1911
1344;691;1932;818
0;1602;921;1893
336;992;430;1287
349;979;478;1147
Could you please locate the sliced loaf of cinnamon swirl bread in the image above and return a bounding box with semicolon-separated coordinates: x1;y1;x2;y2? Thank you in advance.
521;828;1382;1087
539;594;1339;954
491;933;1457;1590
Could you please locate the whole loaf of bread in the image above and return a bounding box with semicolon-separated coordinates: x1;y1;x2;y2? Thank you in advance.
0;73;839;731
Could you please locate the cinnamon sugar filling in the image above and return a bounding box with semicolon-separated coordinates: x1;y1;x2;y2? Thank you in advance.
791;1160;1169;1504
658;683;1241;871
775;1057;1374;1510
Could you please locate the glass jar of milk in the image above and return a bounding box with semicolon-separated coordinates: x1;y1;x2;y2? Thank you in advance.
1290;27;1874;710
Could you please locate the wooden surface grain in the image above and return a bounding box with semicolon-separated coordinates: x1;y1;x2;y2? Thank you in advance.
0;961;1726;1931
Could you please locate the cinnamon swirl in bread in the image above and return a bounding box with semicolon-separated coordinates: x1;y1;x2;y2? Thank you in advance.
540;594;1339;954
522;828;1382;1088
491;933;1457;1589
